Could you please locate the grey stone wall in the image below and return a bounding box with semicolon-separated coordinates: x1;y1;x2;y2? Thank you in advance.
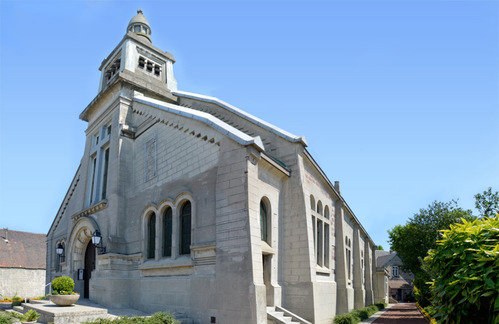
0;268;46;298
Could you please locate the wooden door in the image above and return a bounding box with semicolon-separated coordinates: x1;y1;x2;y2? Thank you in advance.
84;241;96;298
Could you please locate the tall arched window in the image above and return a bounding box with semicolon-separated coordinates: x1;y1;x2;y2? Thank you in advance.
311;197;332;268
147;213;156;259
260;200;268;242
179;201;191;255
311;195;316;261
346;237;352;280
162;207;172;257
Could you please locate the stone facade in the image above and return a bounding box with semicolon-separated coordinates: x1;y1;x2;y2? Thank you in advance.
47;10;380;324
0;268;46;298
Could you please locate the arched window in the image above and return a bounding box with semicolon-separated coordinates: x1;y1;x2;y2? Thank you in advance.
310;195;315;210
317;200;323;215
311;199;332;268
162;207;172;257
179;201;191;255
260;200;268;242
147;213;156;259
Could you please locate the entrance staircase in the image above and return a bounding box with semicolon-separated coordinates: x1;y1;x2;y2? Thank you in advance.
267;306;312;324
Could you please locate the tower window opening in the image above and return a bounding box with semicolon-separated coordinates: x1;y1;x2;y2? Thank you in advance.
134;25;140;32
154;65;161;76
105;58;121;83
138;57;145;68
146;61;153;72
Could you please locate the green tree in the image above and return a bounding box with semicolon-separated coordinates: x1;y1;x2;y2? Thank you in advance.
424;217;499;324
475;187;499;218
376;245;384;251
388;200;474;306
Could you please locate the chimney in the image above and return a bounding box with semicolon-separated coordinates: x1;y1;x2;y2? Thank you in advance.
334;181;340;195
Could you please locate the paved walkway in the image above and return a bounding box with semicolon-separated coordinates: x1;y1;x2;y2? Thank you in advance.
371;303;427;324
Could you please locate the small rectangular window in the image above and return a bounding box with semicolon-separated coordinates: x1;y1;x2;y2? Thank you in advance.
89;157;97;205
324;224;329;268
101;148;110;200
317;220;323;266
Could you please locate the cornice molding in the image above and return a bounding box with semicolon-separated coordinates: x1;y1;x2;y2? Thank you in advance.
72;200;108;222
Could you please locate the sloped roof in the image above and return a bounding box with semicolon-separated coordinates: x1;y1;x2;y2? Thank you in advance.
376;250;397;267
0;229;46;269
134;94;265;151
172;90;308;146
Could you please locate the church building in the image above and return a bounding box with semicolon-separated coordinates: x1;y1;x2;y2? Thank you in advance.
47;10;379;324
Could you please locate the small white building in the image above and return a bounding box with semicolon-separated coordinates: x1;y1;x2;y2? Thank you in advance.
0;229;46;299
46;10;380;324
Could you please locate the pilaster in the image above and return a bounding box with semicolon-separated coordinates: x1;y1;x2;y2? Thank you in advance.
353;224;365;309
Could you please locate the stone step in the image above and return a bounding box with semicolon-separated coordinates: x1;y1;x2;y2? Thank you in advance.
13;306;24;313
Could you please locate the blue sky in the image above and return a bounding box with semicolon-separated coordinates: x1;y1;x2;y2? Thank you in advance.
1;0;498;249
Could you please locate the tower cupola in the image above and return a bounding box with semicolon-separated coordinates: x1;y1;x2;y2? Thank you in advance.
127;9;152;43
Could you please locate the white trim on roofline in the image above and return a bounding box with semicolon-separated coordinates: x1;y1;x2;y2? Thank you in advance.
172;90;308;147
133;93;265;152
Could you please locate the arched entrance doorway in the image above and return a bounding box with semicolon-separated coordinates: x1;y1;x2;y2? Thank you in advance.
84;241;96;298
67;217;98;298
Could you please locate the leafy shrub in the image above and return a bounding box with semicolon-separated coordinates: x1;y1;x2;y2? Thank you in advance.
367;305;378;315
333;313;358;324
405;292;416;302
23;309;40;322
52;276;75;293
149;312;179;324
0;311;16;324
374;302;386;311
423;304;435;317
11;301;22;307
84;312;179;324
424;216;499;324
350;309;366;321
11;297;22;301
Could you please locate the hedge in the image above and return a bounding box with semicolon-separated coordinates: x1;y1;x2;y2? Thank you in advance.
424;216;499;324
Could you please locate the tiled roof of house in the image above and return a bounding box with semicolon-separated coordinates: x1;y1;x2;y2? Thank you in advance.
376;250;397;267
0;229;46;269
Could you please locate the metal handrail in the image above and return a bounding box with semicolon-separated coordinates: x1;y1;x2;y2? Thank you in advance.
45;282;52;295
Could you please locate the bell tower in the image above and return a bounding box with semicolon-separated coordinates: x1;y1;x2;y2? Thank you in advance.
96;10;177;102
127;10;152;43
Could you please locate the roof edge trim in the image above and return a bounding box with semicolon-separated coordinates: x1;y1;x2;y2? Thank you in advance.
302;149;377;247
133;95;265;152
172;90;308;147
